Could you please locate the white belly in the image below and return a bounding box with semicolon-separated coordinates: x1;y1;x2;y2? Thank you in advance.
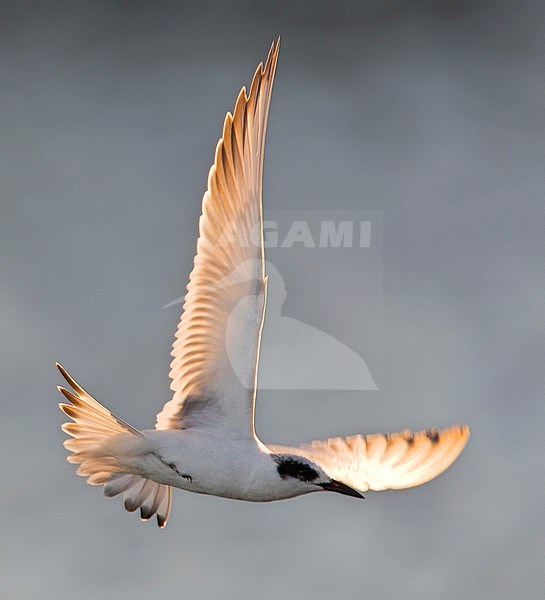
140;429;297;502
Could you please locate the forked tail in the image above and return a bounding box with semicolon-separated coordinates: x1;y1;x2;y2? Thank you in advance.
56;363;171;527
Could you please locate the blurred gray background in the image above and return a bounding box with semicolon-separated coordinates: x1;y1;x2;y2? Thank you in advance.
1;1;543;598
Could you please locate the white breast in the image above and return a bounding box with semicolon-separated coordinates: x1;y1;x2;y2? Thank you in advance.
141;429;287;501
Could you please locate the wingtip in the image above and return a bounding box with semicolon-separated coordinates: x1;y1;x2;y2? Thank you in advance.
456;423;470;439
57;385;70;399
58;401;74;417
57;385;76;405
264;37;280;72
55;362;69;381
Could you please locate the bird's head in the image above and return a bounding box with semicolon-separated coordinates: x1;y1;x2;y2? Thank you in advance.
272;454;364;498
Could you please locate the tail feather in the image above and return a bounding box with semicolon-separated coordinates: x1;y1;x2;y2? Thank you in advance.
104;473;140;497
143;483;170;526
104;474;171;527
57;363;172;528
125;479;154;512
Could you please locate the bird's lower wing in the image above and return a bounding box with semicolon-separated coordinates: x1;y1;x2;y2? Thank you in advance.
269;424;469;492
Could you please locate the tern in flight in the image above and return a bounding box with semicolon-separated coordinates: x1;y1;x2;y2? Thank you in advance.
57;40;469;528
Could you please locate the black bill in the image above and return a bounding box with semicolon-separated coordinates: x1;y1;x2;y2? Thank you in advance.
318;479;365;499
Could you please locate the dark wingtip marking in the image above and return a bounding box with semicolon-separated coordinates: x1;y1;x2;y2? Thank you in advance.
426;428;440;444
400;429;415;446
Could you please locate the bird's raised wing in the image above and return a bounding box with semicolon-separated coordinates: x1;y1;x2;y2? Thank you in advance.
156;41;279;435
269;424;469;491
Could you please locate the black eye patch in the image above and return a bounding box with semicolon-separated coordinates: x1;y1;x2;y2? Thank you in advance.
274;456;320;482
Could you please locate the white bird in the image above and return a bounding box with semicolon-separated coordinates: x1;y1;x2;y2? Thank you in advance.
57;40;469;528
